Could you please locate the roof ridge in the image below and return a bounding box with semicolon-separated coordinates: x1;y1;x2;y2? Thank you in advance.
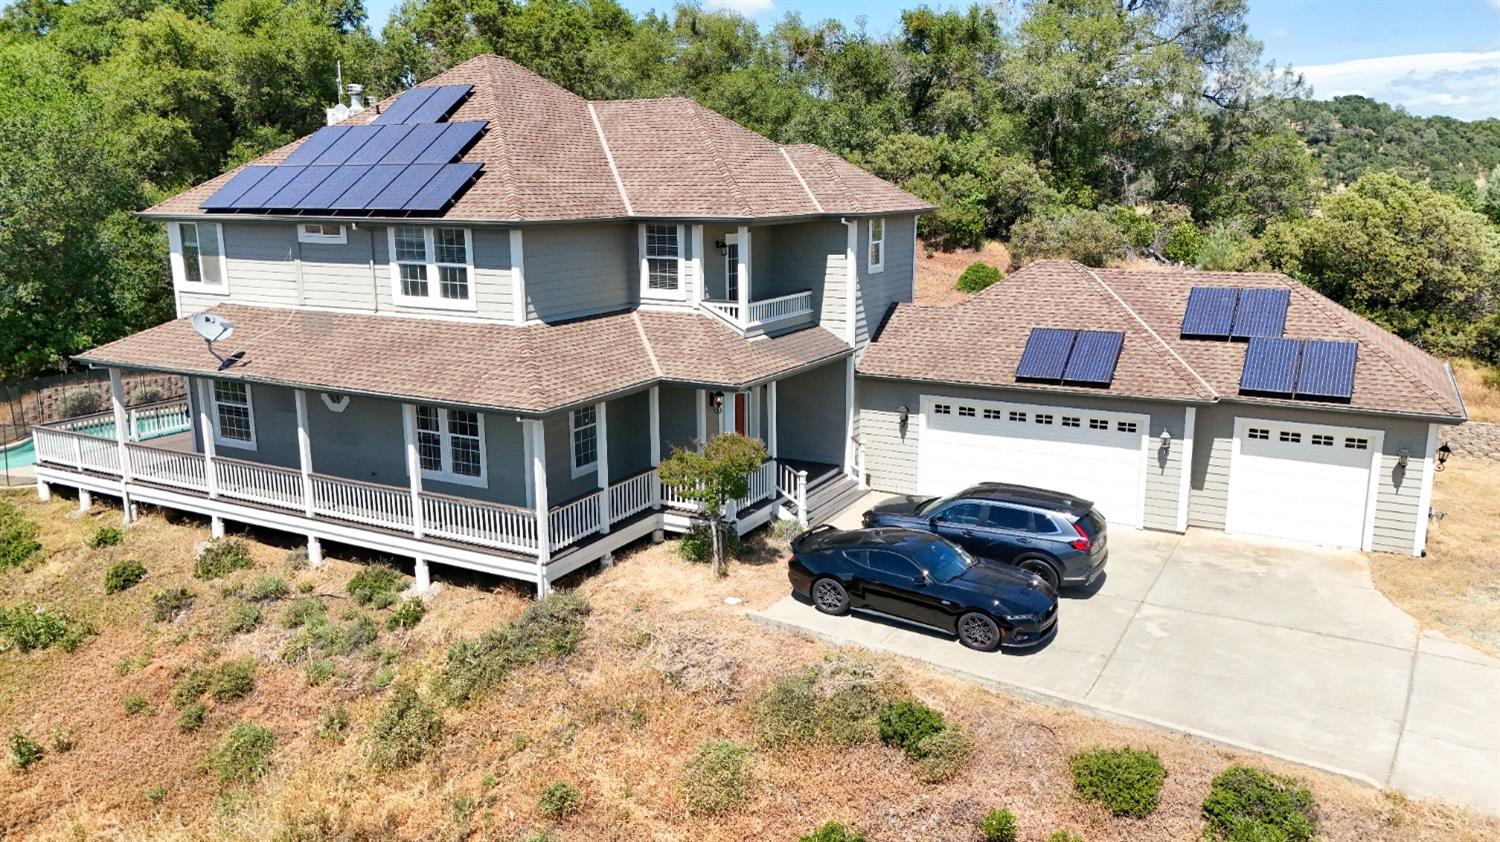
475;61;521;219
682;100;753;217
1078;263;1219;400
631;311;663;377
779;147;823;213
805;148;859;212
587;102;634;216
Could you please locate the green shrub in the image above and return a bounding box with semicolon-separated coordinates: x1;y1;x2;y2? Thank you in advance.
798;822;867;842
88;525;124;549
877;701;947;757
50;727;75;753
912;723;975;783
193;539;254;580
318;706;349;742
0;603;94;652
955;261;1004;292
979;808;1018;842
1047;832;1083;842
9;730;43;769
682;740;752;815
367;684;442;771
178;703;206;732
279;595;325;628
59;390;102;416
123;693;151;715
387;597;425;630
145;784;166;803
284;547;310;570
755;655;898;748
211;722;275;782
104;558;147;594
207;657;258;702
438;592;590;704
151;587;194;622
242;575;288;602
678;522;746;564
1069;746;1167;818
281;613;377;663
130;385;165;404
1202;765;1318;842
224;599;262;635
347;566;407;608
1164;222;1207;264
372;664;396;690
537;781;582;820
305;658;335;686
0;501;44;571
171;667;211;707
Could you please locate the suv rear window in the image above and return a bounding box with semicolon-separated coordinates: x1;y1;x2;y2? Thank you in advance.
1077;509;1107;537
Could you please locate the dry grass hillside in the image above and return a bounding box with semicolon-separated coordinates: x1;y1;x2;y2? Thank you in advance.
2;491;1497;841
1451;360;1500;423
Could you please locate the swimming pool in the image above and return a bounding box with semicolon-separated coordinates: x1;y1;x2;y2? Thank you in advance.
0;415;192;470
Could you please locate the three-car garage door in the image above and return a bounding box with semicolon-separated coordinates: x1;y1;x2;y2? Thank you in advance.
917;396;1149;528
1226;418;1380;550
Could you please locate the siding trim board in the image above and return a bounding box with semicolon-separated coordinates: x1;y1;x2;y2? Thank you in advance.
1412;422;1438;556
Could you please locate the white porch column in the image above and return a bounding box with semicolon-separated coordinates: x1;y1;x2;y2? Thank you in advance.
843;356;856;478
401;403;424;540
766;380;778;459
649;387;663;540
526;418;552;597
595;401;610;535
736;224;751;325
195;378;219;500
691;225;705;305
108;368;134;523
414;558;432;594
695;389;708;449
294;389;322;567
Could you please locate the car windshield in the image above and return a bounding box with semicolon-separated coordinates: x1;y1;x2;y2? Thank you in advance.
911;539;975;583
915;493;961;516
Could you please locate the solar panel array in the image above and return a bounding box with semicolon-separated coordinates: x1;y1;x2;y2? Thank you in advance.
200;85;484;215
1016;328;1126;386
1240;337;1358;400
1181;286;1290;339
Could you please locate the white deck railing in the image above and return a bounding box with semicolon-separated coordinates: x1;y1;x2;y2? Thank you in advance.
216;458;304;511
126;443;206;492
549;492;602;552
610;470;655;522
700;290;814;332
311;474;413;531
422;492;538;554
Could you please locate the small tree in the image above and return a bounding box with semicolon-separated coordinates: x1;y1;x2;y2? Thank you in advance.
657;433;767;577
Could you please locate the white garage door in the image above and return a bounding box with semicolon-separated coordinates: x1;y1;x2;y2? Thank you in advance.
1227;418;1380;550
918;396;1148;528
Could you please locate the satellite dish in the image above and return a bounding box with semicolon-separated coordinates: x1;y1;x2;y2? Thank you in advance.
190;313;245;371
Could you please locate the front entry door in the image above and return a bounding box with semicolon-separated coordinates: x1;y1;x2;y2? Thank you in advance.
732;393;747;436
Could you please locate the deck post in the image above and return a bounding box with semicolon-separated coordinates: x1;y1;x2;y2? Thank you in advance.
736;225;751;326
211;516;225;539
766;380;778;459
307;536;323;567
293;390;315;518
108;368;135;523
195;378;219;500
414;558;431;594
527;419;551;595
78;489;92;512
35;479;50;502
596;401;610;535
401;403;424;540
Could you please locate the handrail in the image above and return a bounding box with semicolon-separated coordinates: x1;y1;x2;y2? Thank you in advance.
549;491;602;552
701;290;814;331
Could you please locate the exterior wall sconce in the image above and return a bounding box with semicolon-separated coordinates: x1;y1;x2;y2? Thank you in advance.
1436;442;1452;471
1397;447;1410;469
713;239;729;256
897;405;909;425
1159;429;1172;449
709;391;725;415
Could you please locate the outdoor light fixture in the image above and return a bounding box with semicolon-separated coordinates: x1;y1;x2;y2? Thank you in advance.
1436;442;1452;471
897;405;909;425
710;391;725;415
714;238;728;256
1159;429;1172;448
1398;447;1410;469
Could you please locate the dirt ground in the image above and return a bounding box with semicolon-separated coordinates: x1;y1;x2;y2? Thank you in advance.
3;490;1498;841
914;241;1011;307
1451;360;1500;423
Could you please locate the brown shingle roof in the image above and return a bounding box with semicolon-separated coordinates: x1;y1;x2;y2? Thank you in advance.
75;304;851;414
861;260;1465;420
146;55;931;223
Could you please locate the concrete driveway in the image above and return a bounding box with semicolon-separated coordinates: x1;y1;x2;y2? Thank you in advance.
752;510;1500;814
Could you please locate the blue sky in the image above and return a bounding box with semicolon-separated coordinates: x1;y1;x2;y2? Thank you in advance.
363;0;1500;120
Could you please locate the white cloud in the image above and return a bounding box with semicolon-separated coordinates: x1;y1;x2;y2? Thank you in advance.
1297;51;1500;120
705;0;775;16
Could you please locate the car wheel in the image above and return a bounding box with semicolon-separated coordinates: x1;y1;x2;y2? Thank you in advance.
1018;558;1060;591
957;612;1002;652
811;578;850;616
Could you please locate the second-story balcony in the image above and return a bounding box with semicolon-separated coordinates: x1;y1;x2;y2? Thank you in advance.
699;289;815;335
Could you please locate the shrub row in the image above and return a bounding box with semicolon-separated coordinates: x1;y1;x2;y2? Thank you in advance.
0;603;93;652
437;591;589;704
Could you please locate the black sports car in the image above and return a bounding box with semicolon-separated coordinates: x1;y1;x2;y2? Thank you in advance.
788;525;1058;652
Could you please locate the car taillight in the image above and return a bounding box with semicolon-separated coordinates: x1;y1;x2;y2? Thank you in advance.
1070;521;1092;552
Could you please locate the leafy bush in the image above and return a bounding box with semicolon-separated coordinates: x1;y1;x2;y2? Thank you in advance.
372;664;396;690
537;781;582;819
194;539;253;580
1070;746;1167;818
979;809;1018;842
59;390;103;417
279;595;325;628
387;597;425;630
104;558;146;593
87;525;124;549
211;722;275;782
242;574;288;602
8;730;43;770
122;693;151;715
1047;832;1083;842
367;684;442;771
1202;765;1318;842
0;603;93;652
798;822;867;842
438;592;590;704
171;667;212;708
678;522;745;564
281;613;377;663
305;658;335;686
177;703;206;732
347;566;407;608
911;723;975;783
0;502;43;571
151;587;194;622
877;701;947;757
682;740;753;815
223;599;261;635
50;727;74;753
207;657;258;701
130;385;164;404
1010;208;1128;267
955;261;1004;292
318;706;350;741
755;655;898;748
1164;222;1207;264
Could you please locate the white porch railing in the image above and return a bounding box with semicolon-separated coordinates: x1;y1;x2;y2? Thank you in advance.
216;458;304;511
610;470;655;522
699;290;814;332
700;299;741;324
777;462;809;527
422;492;538;554
549;492;602;552
311;474;413;531
126;443;206;492
53;399;192;442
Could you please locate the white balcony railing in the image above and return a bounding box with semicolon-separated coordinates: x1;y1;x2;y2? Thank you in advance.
700;290;814;332
216;458;304;511
549;491;602;552
422;491;538;554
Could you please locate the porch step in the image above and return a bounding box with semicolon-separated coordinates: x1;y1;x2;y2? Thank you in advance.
802;474;866;528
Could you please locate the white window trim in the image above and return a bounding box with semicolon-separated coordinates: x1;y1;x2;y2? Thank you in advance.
168;221;230;294
387;225;478;312
639;223;686;301
868;217;886;274
405;405;488;488
570;407;599;479
723;232;740;301
298;223;347;245
209;381;257;451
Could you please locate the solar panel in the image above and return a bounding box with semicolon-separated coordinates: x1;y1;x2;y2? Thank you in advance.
414;122;484;164
1230;288;1290;339
1016;328;1078;381
346;124;414;166
404;163;482;211
281;127;348;167
379;123;448;166
294;165;369;209
1181;287;1238;338
366;164;443;210
231;166;308;208
201;166;276;210
1295;340;1357;399
312;124;383;165
406;85;472;123
372;86;436;124
263;165;339;208
1240;337;1301;395
328;164;405;209
1063;331;1125;385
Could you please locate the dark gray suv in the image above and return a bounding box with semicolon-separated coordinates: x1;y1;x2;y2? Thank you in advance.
861;483;1108;591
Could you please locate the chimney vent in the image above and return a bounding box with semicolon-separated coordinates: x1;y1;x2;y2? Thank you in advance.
347;84;364;111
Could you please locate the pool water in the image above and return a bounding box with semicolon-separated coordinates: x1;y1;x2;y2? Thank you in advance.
0;417;191;470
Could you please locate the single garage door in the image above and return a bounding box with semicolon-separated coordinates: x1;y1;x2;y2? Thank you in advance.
918;396;1149;528
1226;418;1381;550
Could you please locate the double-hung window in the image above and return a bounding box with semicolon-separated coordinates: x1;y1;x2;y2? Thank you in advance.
640;224;684;299
413;405;486;486
210;381;256;450
171;222;228;292
868;218;885;273
570;406;599;478
389;225;475;310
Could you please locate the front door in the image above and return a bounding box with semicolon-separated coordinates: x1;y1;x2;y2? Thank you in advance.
733;393;747;436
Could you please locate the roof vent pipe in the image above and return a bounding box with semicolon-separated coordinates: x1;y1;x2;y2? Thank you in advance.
347;84;364;112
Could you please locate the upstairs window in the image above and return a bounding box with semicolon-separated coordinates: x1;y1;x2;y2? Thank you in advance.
210;381;256;450
413;405;486;486
298;223;346;245
868;218;885;273
171;222;227;292
389;226;474;310
571;406;599;477
641;224;684;298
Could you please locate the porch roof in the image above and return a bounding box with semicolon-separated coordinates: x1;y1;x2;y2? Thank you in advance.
75;304;852;414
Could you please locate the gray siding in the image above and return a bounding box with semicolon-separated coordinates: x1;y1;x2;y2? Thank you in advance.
300;226;379;310
853;215;916;351
777;361;848;465
606;389;653;479
524;223;635;323
768;220;848;340
373;225;515;320
659;386;700;454
179;223;299;313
